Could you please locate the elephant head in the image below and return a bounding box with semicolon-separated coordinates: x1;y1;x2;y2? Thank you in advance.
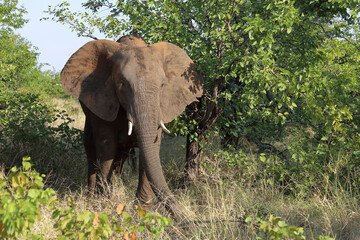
61;34;203;216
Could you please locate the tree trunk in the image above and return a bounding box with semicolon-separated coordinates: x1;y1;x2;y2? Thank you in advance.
184;133;202;183
183;96;224;184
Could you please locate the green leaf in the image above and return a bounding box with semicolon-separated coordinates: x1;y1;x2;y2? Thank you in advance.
122;212;133;224
321;136;328;141
278;221;288;228
52;209;61;219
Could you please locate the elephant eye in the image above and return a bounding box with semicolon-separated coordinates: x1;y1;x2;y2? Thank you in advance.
161;82;165;88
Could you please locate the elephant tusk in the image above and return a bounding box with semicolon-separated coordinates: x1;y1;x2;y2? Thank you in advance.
128;121;133;136
160;121;170;134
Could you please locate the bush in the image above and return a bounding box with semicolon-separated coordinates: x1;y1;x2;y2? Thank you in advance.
53;201;172;240
206;134;360;198
0;157;57;239
245;215;334;240
0;157;172;239
0;89;83;186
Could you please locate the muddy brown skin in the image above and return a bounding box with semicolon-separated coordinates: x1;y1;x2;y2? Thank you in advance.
61;35;203;217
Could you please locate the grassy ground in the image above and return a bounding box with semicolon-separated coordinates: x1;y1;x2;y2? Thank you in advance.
2;99;360;239
25;132;360;239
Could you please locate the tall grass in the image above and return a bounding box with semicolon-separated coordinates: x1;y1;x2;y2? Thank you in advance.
28;157;360;239
1;96;360;239
2;138;360;239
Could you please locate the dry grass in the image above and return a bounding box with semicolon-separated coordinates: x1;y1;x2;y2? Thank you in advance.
24;133;360;239
29;168;360;239
2;98;360;239
51;98;85;130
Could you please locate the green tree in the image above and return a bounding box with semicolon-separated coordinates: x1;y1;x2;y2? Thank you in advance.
0;0;64;96
0;0;80;178
0;0;27;30
0;0;34;84
46;0;360;183
0;31;39;85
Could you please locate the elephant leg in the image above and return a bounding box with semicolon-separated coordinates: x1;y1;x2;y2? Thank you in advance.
112;149;129;177
84;118;97;195
136;151;155;211
91;122;118;193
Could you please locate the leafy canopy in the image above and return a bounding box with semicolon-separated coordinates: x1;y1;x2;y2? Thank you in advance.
46;0;360;141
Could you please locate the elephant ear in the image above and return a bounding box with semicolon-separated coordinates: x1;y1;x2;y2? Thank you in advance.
151;42;203;123
61;39;121;121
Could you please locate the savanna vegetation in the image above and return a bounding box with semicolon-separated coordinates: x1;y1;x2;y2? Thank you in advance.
1;0;360;239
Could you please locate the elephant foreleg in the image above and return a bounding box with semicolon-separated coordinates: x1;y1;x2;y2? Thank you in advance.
84;119;97;195
87;121;118;194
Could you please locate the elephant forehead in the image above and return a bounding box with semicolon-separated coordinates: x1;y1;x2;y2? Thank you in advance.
137;48;164;70
116;47;162;63
116;48;164;76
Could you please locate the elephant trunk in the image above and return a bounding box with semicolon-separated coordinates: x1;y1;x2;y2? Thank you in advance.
132;94;181;217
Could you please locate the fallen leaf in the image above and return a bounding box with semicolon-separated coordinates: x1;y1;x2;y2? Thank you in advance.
131;232;137;240
135;205;147;218
92;212;99;225
116;203;126;215
124;231;129;240
124;231;137;240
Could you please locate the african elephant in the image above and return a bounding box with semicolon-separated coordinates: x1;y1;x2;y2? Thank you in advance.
61;34;203;217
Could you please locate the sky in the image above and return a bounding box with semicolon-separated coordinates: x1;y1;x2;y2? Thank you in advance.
16;0;108;72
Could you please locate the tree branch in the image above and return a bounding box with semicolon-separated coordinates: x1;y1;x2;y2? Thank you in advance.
247;137;287;160
80;33;99;40
342;35;360;52
320;24;360;52
224;0;248;49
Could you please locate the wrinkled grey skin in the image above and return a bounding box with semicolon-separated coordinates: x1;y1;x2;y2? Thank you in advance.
61;35;203;217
